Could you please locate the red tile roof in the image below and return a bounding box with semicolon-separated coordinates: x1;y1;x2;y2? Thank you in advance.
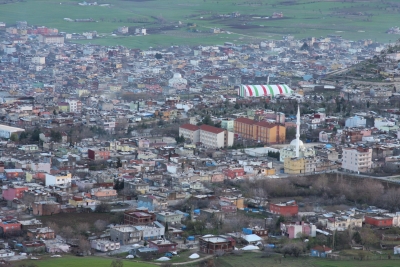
200;124;225;134
179;124;200;131
235;117;256;125
255;121;278;128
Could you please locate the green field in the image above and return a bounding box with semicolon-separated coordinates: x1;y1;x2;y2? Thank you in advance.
19;256;156;267
217;253;400;267
0;0;399;48
15;253;400;267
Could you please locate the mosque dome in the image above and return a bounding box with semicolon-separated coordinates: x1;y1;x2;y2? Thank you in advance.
173;73;182;79
290;139;304;147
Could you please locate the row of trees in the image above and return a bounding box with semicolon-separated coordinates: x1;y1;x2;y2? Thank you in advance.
241;173;400;212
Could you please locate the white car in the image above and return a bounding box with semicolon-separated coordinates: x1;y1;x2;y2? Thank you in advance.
51;255;62;258
31;257;39;260
126;255;134;259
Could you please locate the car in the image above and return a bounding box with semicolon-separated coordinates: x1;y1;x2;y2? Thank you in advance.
126;255;134;259
31;257;39;260
51;255;62;258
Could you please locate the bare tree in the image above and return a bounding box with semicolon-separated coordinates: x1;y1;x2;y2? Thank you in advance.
78;236;91;256
76;223;90;235
94;220;108;232
46;222;60;236
60;226;74;243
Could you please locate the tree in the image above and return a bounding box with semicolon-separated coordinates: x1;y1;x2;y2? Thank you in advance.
76;223;90;235
155;53;163;60
353;231;362;244
276;216;285;229
19;131;28;141
360;226;378;249
60;226;74;243
31;128;41;142
175;134;185;143
46;221;60;236
116;157;122;168
201;115;213;126
50;130;62;142
110;259;123;267
94;220;108;232
95;202;111;213
300;42;309;50
10;133;18;142
78;236;91;255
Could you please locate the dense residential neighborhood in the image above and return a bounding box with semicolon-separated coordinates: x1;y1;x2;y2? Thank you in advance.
1;19;400;266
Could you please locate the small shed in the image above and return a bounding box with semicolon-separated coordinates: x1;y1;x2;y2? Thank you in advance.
310;245;332;258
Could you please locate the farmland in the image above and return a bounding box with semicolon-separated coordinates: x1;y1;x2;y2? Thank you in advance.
0;0;399;48
17;256;156;267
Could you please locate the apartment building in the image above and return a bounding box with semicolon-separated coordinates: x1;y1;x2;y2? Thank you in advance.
342;146;372;173
199;124;233;148
234;117;285;144
38;34;64;44
178;124;233;148
179;124;200;143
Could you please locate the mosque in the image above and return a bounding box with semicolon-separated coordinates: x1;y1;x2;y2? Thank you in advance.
279;105;315;162
168;73;187;89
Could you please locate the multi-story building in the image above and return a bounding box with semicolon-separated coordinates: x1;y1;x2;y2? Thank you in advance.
38;34;64;44
124;209;156;225
179;124;233;148
234;118;285;144
281;222;316;239
199;124;233;148
199;235;236;254
155;211;184;224
45;173;72;186
66;99;82;113
365;215;393;227
221;118;235;132
342;146;372;173
284;157;305;174
110;225;141;245
88;148;110;160
179;124;200;143
270;201;298;217
2;185;28;201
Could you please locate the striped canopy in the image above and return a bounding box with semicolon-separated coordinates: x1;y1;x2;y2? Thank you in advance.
238;84;292;97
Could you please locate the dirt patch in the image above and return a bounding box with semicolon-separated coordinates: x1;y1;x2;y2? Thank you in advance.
38;212;114;229
228;24;263;30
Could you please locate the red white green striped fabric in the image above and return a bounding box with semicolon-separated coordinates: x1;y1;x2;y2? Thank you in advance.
238;84;292;97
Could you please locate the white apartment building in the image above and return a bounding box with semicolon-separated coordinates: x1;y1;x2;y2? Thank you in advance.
199;124;226;148
66;99;82;113
345;115;366;128
179;124;200;143
31;56;45;65
179;124;233;148
342;146;372;173
45;173;72;186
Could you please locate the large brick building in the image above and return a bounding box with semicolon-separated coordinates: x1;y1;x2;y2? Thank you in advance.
124;209;156;225
270;201;298;217
234;117;285;144
365;215;393;227
199;235;236;254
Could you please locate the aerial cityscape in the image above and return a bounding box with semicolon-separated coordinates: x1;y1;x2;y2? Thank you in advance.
1;0;400;267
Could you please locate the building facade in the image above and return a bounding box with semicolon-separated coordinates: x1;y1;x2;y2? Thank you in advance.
342;146;372;173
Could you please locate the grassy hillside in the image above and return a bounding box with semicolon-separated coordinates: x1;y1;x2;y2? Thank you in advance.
0;0;398;47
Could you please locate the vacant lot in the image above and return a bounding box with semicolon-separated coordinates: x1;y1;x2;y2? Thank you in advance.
0;0;398;47
38;212;115;229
